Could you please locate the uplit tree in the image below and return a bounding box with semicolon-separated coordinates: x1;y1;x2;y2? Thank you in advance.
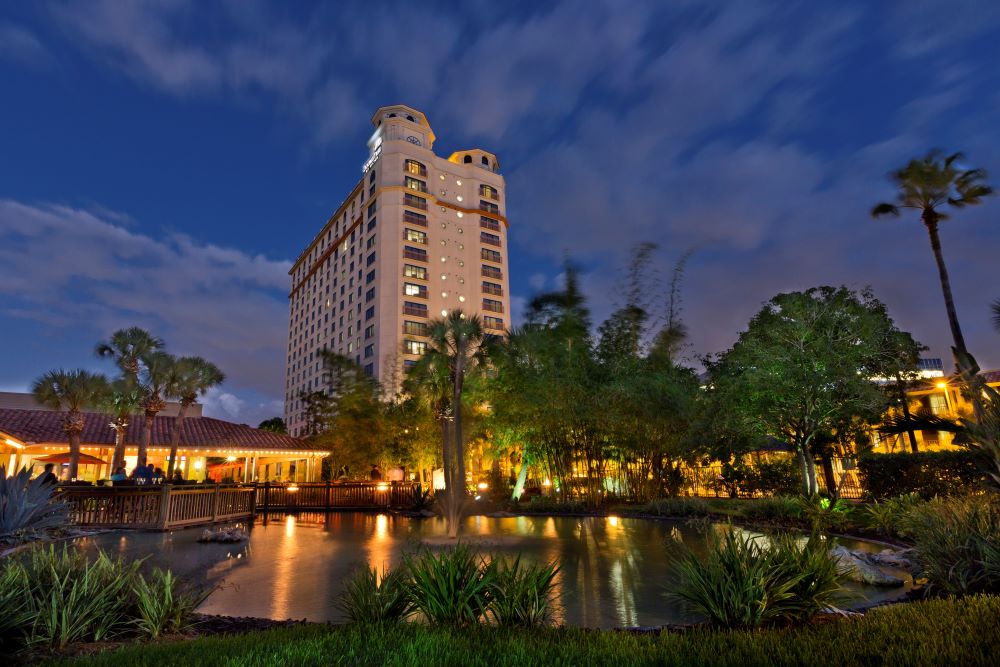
137;351;177;468
257;417;287;434
166;356;225;478
31;369;108;480
96;378;145;471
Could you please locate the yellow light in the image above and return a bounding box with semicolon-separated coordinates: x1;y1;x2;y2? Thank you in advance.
936;382;948;389
4;438;24;449
542;478;552;487
287;485;299;492
477;482;489;490
376;483;389;492
608;516;619;527
193;460;203;471
226;455;237;462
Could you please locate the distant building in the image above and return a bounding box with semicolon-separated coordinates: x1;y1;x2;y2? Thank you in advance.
284;105;511;436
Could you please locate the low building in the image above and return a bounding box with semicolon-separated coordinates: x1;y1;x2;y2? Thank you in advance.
0;402;326;483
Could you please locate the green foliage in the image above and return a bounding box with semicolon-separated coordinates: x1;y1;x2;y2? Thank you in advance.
132;568;214;639
404;547;497;626
38;596;1000;667
336;564;413;624
797;495;854;533
0;466;70;540
488;556;560;628
905;495;1000;595
518;496;587;514
720;459;802;498
857;451;989;499
739;497;804;524
671;530;842;628
257;417;286;434
864;492;925;537
632;497;710;517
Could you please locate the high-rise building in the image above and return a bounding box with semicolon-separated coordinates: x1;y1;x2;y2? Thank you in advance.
284;105;510;437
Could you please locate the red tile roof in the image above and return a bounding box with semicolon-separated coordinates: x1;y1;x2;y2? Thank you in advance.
0;408;316;453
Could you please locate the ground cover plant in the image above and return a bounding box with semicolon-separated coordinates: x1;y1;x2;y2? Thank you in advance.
40;596;1000;667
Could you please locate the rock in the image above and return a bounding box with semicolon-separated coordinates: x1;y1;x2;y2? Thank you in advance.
418;509;436;518
830;546;904;587
198;527;248;543
869;548;915;570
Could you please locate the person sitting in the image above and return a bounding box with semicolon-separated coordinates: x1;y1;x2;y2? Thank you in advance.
171;470;185;485
153;467;165;481
109;466;128;482
369;464;383;481
38;463;59;486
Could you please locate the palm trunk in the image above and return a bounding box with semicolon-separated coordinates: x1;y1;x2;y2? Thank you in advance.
895;372;919;453
68;431;81;480
137;412;153;468
112;427;127;470
453;356;466;503
512;448;529;501
820;454;838;499
167;403;189;478
924;215;968;355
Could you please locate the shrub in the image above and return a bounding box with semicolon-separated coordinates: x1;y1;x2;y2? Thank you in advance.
671;530;842;628
719;459;802;498
904;495;1000;595
864;492;925;537
740;497;803;524
336;564;413;624
635;497;710;517
797;495;854;533
857;451;989;499
404;546;496;626
489;556;559;628
132;568;214;639
0;466;70;541
518;496;587;514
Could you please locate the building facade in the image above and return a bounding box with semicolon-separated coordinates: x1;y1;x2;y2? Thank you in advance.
284;105;511;437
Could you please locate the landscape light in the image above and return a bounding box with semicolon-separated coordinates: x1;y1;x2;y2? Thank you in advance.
477;482;489;490
936;382;948;389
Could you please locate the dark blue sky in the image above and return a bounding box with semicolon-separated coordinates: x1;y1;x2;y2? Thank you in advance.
2;1;999;425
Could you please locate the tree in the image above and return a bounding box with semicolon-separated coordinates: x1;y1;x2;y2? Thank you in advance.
96;378;145;471
707;286;922;496
257;417;287;434
872;150;993;389
165;357;225;478
992;299;1000;334
95;327;164;380
409;311;492;538
137;351;177;469
31;369;108;480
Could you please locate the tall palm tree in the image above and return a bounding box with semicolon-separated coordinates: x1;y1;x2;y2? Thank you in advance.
31;370;108;480
165;357;225;478
872;150;993;384
136;351;177;469
992;299;1000;334
96;378;145;472
95;327;164;381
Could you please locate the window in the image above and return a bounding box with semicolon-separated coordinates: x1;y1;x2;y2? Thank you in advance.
929;395;947;415
482;281;503;296
369;170;376;184
365;287;376;302
366;270;375;284
481;248;502;263
404;282;428;298
403;320;429;336
403;301;428;317
404;359;417;369
403;246;428;262
404;264;427;280
484;316;504;330
403;193;428;210
463;155;472;164
480;232;501;247
403;210;427;226
364;344;374;358
479;200;499;215
481;264;502;279
404;339;427;355
366;252;376;266
367;218;376;232
367;202;376;218
483;298;504;313
405;159;427;177
364;363;374;377
480;216;501;232
366;235;376;249
365;324;375;339
405;176;427;193
365;306;375;319
481;156;489;166
404;228;427;244
479;184;498;200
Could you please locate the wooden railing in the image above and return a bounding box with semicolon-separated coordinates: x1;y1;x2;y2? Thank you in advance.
58;484;256;530
256;482;422;511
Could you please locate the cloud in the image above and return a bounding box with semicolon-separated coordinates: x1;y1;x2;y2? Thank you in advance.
0;21;50;65
0;199;291;401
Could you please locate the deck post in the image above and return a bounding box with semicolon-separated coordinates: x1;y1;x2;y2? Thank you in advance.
325;480;331;512
262;481;270;523
210;483;220;524
156;484;171;530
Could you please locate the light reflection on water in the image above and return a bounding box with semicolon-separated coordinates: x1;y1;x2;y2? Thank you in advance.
75;514;912;628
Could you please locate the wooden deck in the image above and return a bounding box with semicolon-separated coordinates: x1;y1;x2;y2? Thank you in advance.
58;481;422;530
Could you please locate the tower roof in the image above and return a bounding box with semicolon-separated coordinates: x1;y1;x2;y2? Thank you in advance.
371;104;435;146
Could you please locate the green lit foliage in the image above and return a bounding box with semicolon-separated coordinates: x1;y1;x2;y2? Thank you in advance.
488;556;560;628
132;568;215;639
672;530;842;628
797;496;855;534
863;492;925;537
336;564;414;624
404;547;497;626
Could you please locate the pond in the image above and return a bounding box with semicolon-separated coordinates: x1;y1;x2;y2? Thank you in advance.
76;513;913;628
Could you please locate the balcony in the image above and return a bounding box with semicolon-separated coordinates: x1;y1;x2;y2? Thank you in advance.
405;161;428;178
479;201;500;214
480;217;501;232
405;177;428;193
481;249;502;263
482;283;503;296
480;232;501;247
481;266;503;279
403;305;428;317
483;301;504;313
404;248;428;262
403;194;428;210
403;231;428;244
402;323;430;336
403;211;428;227
404;287;429;299
479;185;499;201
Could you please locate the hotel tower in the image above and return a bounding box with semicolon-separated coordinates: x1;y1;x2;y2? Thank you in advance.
284;105;511;437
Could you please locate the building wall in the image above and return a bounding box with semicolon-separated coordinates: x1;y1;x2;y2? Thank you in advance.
284;105;510;437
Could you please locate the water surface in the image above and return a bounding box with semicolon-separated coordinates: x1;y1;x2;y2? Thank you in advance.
77;513;912;628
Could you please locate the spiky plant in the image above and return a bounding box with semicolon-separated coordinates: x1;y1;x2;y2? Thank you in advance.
404;546;496;626
489;555;560;628
0;466;70;540
336;564;413;624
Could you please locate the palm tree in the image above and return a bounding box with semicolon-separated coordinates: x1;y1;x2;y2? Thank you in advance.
405;345;455;516
31;370;108;480
136;351;177;469
96;378;145;471
95;327;164;381
165;357;225;478
992;299;1000;334
872;150;993;384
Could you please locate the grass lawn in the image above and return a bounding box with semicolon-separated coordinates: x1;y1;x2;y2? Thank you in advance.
43;596;1000;667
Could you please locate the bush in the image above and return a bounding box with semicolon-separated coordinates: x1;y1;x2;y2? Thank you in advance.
797;495;855;533
489;556;559;628
719;459;801;498
864;492;925;537
740;497;803;524
0;466;70;541
634;497;710;517
518;496;588;514
904;495;1000;595
858;451;989;499
404;547;497;626
336;564;413;624
671;530;842;628
132;568;214;639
